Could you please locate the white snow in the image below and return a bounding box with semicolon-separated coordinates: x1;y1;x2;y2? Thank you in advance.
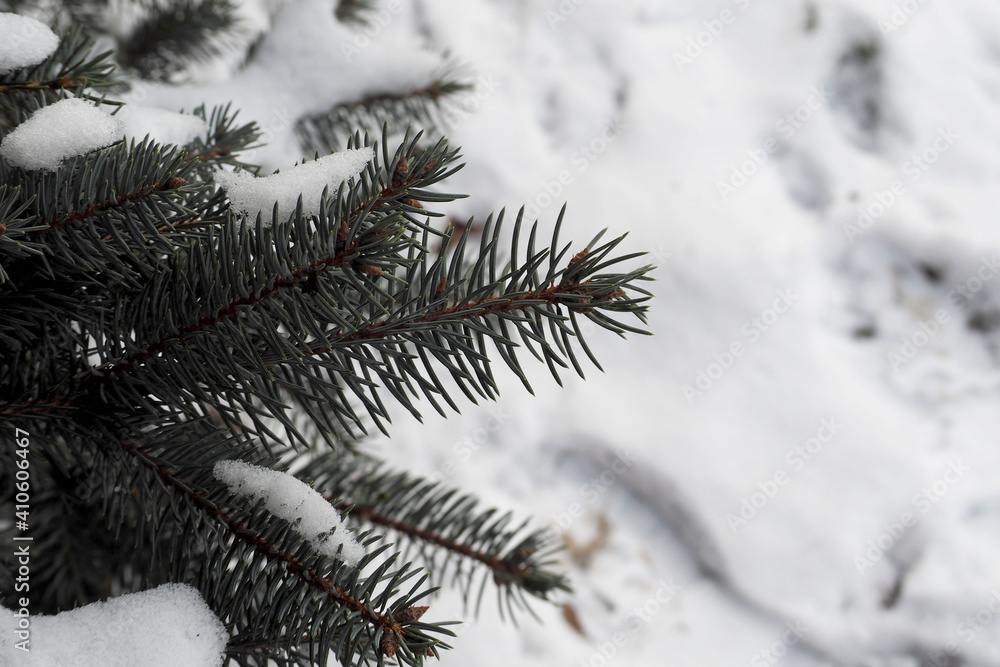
0;583;227;667
118;105;209;148
0;13;59;73
215;147;373;222
135;0;447;168
214;460;365;565
0;98;124;170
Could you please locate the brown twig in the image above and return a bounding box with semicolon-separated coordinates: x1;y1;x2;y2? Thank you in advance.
0;76;88;95
284;280;600;363
338;501;534;584
114;436;408;636
42;180;180;233
91;158;434;383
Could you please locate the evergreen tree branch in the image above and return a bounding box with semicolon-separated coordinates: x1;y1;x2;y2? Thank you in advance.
261;207;652;407
41;131;458;446
95;419;451;665
296;77;471;155
16;144;649;452
0;27;114;95
2;130;650;455
0;406;451;663
0;184;44;283
0;28;115;132
0;139;210;292
182;103;262;176
0;397;77;418
41;172;187;232
90;136;449;384
117;0;241;81
0;14;654;663
0;75;91;95
334;0;377;25
301;450;570;620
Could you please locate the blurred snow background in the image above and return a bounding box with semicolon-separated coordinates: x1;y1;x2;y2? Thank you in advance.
108;0;1000;664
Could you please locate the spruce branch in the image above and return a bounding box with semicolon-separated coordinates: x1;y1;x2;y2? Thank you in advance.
0;75;92;95
0;401;449;664
0;183;43;282
1;105;258;280
0;13;655;664
334;0;377;25
90;418;452;666
118;0;241;81
41;169;187;233
260;205;652;406
0;27;115;131
60;130;463;446
183;103;263;176
5;129;650;451
296;77;471;155
0;139;205;290
302;450;571;620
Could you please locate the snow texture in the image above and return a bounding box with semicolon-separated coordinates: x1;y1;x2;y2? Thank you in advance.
214;460;364;565
215;147;373;222
119;105;209;148
0;98;124;170
0;13;59;73
0;583;227;667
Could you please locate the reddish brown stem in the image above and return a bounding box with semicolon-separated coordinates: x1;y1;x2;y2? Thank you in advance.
282;281;597;363
0;76;88;95
114;437;407;635
340;501;533;583
0;397;77;418
93;160;430;383
43;182;168;233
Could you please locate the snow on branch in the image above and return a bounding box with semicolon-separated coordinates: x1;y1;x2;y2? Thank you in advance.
0;13;59;73
214;460;365;565
119;105;210;148
215;146;373;221
0;583;227;667
0;98;124;170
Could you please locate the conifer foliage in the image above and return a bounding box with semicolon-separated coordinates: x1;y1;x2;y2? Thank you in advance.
0;3;652;665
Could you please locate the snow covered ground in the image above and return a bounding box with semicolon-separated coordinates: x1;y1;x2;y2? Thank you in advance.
34;0;1000;664
368;2;1000;665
